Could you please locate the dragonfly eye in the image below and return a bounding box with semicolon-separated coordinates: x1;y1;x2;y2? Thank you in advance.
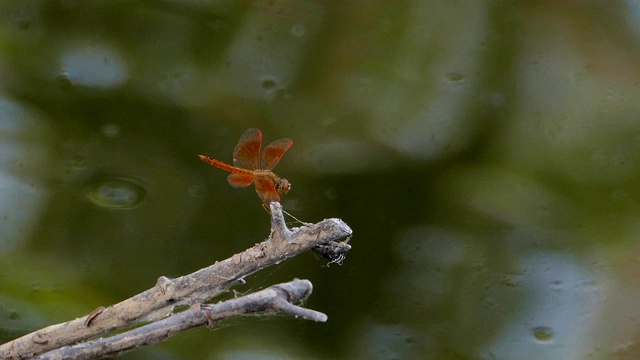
277;178;291;195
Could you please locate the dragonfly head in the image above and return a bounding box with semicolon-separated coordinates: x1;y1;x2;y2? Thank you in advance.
277;178;291;195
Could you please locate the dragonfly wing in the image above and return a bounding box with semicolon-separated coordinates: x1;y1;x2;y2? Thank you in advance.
254;176;280;203
233;128;261;170
227;173;254;188
261;138;292;170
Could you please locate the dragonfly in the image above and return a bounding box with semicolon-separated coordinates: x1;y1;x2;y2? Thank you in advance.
198;128;293;204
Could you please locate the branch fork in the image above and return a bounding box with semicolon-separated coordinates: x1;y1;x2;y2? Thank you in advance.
0;202;352;360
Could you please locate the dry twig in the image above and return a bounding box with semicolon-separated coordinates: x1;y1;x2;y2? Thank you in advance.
0;203;352;359
37;279;323;359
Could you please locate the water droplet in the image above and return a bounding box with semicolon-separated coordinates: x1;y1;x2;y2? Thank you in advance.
8;311;19;320
322;117;337;127
16;18;30;30
532;326;554;343
56;72;73;89
551;280;563;289
85;178;146;210
291;23;306;37
581;280;599;291
68;155;87;171
100;123;120;138
445;71;465;83
261;76;278;90
498;274;522;287
62;155;88;180
324;188;337;200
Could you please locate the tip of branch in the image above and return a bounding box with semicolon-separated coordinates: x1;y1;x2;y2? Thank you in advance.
320;218;353;239
275;278;313;300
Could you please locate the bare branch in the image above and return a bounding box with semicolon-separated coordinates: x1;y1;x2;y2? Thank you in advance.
36;279;321;360
0;203;352;359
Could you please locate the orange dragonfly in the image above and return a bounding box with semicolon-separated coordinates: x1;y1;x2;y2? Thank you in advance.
198;128;293;204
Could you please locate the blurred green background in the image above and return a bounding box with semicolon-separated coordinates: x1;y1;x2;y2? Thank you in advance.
2;0;640;359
